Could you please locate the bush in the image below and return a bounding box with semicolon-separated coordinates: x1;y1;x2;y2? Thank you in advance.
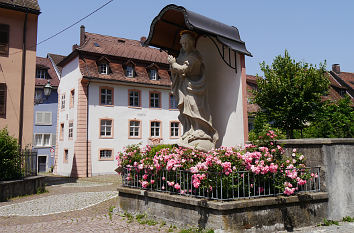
0;128;21;181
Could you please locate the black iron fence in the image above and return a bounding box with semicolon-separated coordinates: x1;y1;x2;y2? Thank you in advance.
21;150;37;177
122;166;321;201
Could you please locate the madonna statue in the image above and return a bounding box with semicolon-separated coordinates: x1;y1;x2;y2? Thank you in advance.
167;30;218;151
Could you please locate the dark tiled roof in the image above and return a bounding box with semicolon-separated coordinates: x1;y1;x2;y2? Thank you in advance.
336;72;354;90
36;57;59;87
79;32;168;64
79;58;171;87
47;53;65;74
0;0;40;14
64;32;172;87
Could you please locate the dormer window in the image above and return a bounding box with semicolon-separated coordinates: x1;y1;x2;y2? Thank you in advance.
126;65;134;78
150;69;158;80
99;63;108;74
36;69;47;79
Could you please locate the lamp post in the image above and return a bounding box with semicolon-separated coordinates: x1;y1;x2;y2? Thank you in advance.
43;80;52;98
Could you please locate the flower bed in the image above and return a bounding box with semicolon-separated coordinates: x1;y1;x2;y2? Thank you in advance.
116;131;320;199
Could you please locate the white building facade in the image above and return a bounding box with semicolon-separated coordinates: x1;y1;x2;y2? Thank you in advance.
55;29;180;177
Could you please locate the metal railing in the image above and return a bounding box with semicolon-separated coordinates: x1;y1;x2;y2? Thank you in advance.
21;150;37;177
122;166;321;201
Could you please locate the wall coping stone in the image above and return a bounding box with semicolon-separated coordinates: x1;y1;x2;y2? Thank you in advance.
277;138;354;145
0;176;44;184
117;186;328;211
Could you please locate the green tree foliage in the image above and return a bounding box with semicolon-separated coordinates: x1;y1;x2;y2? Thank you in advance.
0;128;22;181
303;96;354;138
253;50;329;138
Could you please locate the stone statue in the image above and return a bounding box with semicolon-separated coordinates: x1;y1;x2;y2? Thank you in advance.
167;30;218;151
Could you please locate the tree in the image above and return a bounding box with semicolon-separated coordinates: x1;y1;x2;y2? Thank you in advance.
0;128;21;181
303;96;354;138
253;50;329;138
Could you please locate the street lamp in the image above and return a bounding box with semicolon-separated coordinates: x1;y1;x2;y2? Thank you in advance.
43;80;52;98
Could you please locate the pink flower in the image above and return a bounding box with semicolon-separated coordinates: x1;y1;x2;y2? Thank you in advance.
167;181;175;187
284;187;295;195
141;181;149;188
150;180;155;185
292;148;297;153
299;155;304;160
143;174;148;180
162;176;166;181
174;183;181;190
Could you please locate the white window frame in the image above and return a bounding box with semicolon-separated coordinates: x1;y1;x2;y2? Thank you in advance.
150;69;158;80
129;90;140;107
100;119;112;137
34;133;52;147
68;122;73;139
129;120;140;137
99;149;112;159
150;92;160;108
99;63;108;74
35;111;52;125
170;122;179;137
36;69;46;79
126;65;134;77
100;88;113;105
150;121;160;137
61;94;66;109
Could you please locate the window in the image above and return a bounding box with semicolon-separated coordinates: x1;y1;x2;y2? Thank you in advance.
99;63;108;74
150;92;160;108
0;24;9;56
70;89;75;108
169;94;177;109
129;90;140;107
68;122;73;139
34;133;52;147
126;65;134;77
34;89;43;104
149;69;158;80
100;119;113;138
35;111;52;125
60;123;64;140
100;87;113;105
0;83;6;117
36;69;47;79
150;121;161;137
61;94;66;110
64;149;68;163
99;149;113;160
170;122;180;137
129;120;141;138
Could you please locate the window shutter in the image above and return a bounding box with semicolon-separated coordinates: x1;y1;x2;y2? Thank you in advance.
36;112;43;124
51;133;56;146
44;112;52;125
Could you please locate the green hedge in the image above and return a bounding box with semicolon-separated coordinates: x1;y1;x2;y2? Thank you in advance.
0;128;22;181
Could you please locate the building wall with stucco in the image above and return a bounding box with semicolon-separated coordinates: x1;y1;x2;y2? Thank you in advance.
0;7;38;147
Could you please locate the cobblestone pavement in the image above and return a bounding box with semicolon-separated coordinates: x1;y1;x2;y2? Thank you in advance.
1;173;354;232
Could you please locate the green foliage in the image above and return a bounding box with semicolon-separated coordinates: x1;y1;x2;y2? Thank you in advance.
321;218;339;226
253;50;329;138
303;96;354;138
342;216;354;222
0;128;21;181
248;123;286;146
179;228;214;233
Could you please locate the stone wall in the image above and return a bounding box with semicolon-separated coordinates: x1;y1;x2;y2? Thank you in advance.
0;176;45;201
117;187;328;232
279;138;354;220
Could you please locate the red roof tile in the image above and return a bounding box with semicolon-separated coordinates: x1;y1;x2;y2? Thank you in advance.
336;72;354;90
36;57;59;87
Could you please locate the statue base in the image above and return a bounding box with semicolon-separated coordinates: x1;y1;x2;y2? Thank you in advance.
178;139;215;152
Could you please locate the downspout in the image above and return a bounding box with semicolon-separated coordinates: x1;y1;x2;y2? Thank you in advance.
86;80;90;177
19;11;28;149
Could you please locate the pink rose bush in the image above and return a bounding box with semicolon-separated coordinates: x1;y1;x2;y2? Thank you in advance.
116;131;317;198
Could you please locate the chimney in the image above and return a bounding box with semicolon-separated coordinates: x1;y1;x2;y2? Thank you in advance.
140;36;147;46
332;64;340;74
80;25;85;46
72;44;79;51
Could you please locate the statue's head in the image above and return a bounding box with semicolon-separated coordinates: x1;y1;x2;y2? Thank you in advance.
179;30;197;53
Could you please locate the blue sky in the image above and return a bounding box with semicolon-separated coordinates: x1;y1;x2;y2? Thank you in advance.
36;0;354;75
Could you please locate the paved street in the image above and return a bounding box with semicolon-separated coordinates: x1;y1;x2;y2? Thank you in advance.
1;174;353;233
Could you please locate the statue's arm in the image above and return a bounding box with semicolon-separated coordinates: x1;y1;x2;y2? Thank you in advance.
168;55;189;75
